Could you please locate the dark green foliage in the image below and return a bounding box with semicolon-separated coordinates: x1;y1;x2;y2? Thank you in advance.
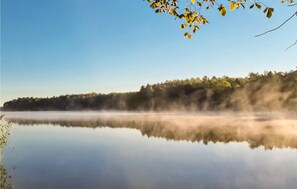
3;70;297;111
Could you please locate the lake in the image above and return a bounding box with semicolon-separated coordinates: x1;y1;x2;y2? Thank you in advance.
1;111;297;189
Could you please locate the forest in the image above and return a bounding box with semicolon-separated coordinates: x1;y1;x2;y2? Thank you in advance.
3;70;297;111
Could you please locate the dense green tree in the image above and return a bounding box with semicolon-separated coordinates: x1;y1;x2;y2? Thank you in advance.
3;70;297;111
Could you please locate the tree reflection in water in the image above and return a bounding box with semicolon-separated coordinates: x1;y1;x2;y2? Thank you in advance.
5;112;297;150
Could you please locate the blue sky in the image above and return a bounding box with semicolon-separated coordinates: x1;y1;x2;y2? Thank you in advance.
1;0;296;105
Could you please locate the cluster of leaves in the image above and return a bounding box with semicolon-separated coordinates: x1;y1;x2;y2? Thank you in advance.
0;117;13;189
0;116;11;150
3;69;297;111
0;164;12;189
147;0;295;38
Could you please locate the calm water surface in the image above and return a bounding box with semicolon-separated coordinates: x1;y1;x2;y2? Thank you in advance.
1;112;297;189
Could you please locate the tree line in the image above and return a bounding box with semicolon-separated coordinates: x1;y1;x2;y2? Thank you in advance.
3;70;297;111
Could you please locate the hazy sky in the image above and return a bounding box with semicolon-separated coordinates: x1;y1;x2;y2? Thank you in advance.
1;0;296;105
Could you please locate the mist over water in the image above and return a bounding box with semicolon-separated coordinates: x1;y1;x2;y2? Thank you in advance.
1;0;296;187
1;111;297;189
2;111;297;149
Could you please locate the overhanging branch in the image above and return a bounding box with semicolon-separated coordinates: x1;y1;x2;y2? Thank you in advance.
255;11;297;37
284;39;297;51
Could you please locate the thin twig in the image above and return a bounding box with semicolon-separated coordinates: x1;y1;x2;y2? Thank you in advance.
284;39;297;51
256;0;268;8
255;11;297;37
288;3;297;7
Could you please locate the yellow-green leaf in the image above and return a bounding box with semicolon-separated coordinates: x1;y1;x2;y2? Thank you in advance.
266;8;274;18
218;5;227;16
203;18;208;24
230;2;235;11
263;7;268;13
150;2;160;8
191;0;196;4
255;3;261;9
